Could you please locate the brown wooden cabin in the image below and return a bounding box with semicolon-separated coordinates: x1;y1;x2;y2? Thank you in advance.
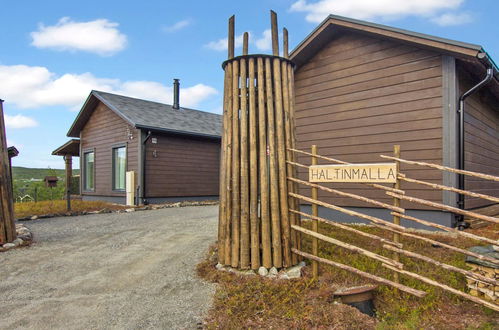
60;83;222;205
290;15;499;227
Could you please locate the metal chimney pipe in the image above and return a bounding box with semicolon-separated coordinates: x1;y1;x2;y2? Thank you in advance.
173;79;180;109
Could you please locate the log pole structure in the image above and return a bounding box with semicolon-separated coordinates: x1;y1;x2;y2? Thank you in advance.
0;99;16;244
218;11;299;270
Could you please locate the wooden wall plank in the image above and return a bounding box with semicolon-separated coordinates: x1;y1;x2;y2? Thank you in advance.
294;32;444;208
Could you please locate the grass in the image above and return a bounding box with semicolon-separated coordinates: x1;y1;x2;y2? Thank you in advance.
198;221;499;329
14;200;128;219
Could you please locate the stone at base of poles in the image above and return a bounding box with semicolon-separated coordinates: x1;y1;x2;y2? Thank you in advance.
215;261;306;279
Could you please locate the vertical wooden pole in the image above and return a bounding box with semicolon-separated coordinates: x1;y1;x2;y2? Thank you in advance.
257;57;272;268
0;100;16;244
287;64;301;258
283;28;289;59
248;58;260;269
243;32;249;56
240;57;250;269
282;61;297;265
231;59;240;268
65;155;72;212
219;57;233;264
270;10;279;56
311;145;319;279
265;57;282;268
392;144;401;283
273;58;292;267
228;16;235;59
224;62;233;266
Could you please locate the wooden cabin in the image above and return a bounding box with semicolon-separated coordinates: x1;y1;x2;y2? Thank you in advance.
58;81;222;204
290;15;499;227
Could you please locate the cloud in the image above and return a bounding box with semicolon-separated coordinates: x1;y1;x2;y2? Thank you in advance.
0;64;218;110
205;33;246;51
430;12;473;26
254;29;272;51
5;114;38;129
163;19;192;32
31;17;127;56
290;0;465;23
118;81;218;108
205;30;275;52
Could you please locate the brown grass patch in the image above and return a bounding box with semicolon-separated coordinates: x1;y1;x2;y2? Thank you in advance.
15;200;128;219
198;221;498;329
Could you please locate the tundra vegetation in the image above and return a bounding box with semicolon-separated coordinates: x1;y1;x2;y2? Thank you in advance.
198;221;498;329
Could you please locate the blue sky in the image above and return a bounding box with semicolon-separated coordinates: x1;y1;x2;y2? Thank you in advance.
1;0;497;169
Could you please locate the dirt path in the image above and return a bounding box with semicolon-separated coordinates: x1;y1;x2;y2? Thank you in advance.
0;205;218;329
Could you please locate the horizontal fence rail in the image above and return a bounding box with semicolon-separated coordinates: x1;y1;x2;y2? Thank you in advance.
292;249;427;298
288;146;499;312
380;155;499;182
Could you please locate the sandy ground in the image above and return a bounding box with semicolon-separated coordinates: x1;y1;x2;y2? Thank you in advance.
0;205;218;330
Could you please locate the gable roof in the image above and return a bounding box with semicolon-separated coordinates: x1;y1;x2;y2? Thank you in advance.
67;90;222;139
290;14;498;82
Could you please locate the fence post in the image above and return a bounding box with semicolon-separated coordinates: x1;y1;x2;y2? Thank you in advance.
392;145;401;283
311;145;319;279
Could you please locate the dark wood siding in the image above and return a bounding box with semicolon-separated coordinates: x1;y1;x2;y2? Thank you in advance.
80;103;139;197
293;31;443;208
459;67;499;209
144;134;220;197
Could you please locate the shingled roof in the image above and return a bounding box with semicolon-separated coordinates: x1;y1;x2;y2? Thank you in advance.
67;90;222;139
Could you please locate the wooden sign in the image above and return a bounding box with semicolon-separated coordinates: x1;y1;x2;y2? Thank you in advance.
309;163;397;183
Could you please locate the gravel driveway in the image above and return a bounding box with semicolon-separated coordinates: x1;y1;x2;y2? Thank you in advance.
0;205;218;330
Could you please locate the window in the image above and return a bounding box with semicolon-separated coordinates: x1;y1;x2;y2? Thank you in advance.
83;151;94;191
113;146;126;191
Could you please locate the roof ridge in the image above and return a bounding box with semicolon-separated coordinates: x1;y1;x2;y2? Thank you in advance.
93;90;221;117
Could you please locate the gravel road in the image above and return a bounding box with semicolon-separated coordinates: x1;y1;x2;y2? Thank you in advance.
0;205;218;330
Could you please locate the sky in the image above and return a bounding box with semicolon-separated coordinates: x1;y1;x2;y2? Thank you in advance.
1;0;498;169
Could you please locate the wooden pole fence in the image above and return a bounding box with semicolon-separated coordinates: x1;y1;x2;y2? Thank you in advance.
392;212;498;246
311;145;319;279
290;192;407;232
386;192;499;225
392;145;401;283
382;263;499;312
399;175;499;204
292;225;403;268
288;176;404;213
289;209;403;248
292;249;427;298
372;223;499;265
380;155;499;182
383;244;499;286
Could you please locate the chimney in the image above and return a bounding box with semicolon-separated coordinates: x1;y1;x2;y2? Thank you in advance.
173;78;180;110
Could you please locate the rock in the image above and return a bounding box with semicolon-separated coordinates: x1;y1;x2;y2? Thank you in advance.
258;267;269;276
215;263;224;270
269;267;279;276
30;215;38;220
125;208;135;213
3;243;15;249
285;265;302;279
18;234;31;241
13;238;24;246
242;270;255;276
172;202;181;208
279;274;290;280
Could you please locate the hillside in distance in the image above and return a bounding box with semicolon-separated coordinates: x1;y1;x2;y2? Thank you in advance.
12;166;80;181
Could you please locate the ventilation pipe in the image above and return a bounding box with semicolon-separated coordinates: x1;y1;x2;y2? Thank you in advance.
455;63;494;229
173;78;180;110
